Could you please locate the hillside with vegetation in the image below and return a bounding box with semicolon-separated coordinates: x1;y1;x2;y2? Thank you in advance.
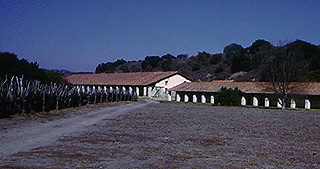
96;39;320;82
0;52;64;84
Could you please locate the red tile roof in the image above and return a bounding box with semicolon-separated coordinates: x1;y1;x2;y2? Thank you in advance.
65;71;179;86
169;81;320;96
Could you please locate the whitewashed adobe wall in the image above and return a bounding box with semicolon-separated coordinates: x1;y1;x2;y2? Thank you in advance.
151;74;190;99
155;74;190;90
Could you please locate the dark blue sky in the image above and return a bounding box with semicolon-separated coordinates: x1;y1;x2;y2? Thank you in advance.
1;0;319;72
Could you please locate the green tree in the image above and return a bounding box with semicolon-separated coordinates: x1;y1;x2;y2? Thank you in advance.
248;39;273;54
196;52;213;66
223;43;246;55
285;39;319;59
0;52;20;78
217;87;243;106
209;54;222;65
177;54;188;59
223;43;250;73
142;56;162;71
95;59;127;73
161;54;176;60
0;52;63;83
42;69;64;84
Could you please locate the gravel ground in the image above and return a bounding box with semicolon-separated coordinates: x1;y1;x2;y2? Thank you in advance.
0;100;319;168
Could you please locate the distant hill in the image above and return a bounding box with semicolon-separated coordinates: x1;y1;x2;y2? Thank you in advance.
55;70;93;77
95;39;320;82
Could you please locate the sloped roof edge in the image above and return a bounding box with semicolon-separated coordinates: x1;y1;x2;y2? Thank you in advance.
65;71;184;86
169;81;320;96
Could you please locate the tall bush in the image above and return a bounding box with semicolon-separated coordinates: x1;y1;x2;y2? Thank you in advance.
217;87;243;106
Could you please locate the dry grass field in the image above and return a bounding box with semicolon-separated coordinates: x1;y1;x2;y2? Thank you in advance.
0;100;319;168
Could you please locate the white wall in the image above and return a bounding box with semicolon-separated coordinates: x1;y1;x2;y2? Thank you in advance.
151;74;190;99
155;74;190;89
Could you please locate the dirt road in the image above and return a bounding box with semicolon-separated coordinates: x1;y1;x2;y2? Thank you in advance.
0;100;154;162
0;100;319;168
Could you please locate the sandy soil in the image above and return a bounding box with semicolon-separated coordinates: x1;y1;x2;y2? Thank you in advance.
0;100;319;168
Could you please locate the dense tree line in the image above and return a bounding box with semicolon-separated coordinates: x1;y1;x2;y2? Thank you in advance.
95;39;320;82
0;52;63;84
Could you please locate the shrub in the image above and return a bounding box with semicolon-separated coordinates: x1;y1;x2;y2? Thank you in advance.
217;87;243;106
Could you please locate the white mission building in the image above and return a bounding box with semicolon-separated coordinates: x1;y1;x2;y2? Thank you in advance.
65;71;191;100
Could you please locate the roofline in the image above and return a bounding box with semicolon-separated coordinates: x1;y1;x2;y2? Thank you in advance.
149;71;192;85
174;90;320;96
65;71;186;86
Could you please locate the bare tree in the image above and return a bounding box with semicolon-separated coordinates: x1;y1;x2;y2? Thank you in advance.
262;47;308;110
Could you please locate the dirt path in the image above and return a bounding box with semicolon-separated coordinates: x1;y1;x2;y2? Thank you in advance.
0;100;155;159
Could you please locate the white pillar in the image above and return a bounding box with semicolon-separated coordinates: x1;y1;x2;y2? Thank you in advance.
253;97;258;107
168;94;172;101
176;94;181;102
265;98;269;107
290;99;296;109
143;87;147;96
201;95;206;104
129;87;133;93
305;99;311;110
193;95;197;103
241;96;246;106
136;87;140;96
184;94;189;103
148;87;152;97
116;86;119;92
277;99;282;108
210;96;215;104
110;86;113;92
122;86;126;92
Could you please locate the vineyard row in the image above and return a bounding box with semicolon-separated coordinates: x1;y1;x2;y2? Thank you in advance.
0;76;137;118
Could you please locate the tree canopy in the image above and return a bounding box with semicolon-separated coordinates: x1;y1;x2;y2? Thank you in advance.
0;52;63;83
95;39;319;82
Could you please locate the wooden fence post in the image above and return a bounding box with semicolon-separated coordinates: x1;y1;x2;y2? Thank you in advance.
56;96;59;110
43;92;46;112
